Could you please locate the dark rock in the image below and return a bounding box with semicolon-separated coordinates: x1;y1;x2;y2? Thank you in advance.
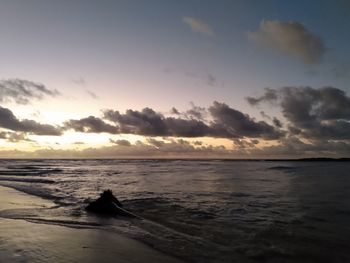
85;190;124;215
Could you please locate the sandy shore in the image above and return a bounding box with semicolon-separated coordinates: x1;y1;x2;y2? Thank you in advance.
0;185;183;263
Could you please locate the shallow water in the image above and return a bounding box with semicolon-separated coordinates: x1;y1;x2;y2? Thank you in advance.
0;159;349;262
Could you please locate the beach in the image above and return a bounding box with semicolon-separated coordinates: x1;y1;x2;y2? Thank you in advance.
0;185;183;263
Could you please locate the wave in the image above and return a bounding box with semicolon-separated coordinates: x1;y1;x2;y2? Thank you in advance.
24;218;103;229
0;177;55;184
0;168;63;176
0;159;349;262
0;182;65;204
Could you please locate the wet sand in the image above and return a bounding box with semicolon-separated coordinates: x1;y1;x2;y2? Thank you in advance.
0;185;183;263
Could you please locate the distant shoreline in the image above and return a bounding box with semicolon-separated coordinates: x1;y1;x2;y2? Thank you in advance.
0;157;349;161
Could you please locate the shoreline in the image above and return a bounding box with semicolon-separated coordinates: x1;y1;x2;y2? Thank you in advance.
0;185;183;263
0;157;349;161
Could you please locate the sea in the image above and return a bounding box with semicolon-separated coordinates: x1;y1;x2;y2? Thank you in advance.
0;159;349;263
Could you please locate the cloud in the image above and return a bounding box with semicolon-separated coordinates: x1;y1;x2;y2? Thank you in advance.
170;107;180;115
250;136;350;158
206;73;217;86
64;116;119;134
208;101;283;139
0;79;60;105
144;138;226;154
83;102;282;140
182;17;215;37
181;102;207;120
6;132;33;142
110;139;132;147
86;90;98;99
103;108;169;136
246;88;278;106
103;107;212;137
0;131;7;139
233;138;259;150
104;102;281;139
248;20;326;64
2;138;229;159
193;140;203;146
2;135;349;158
72;141;85;145
72;77;86;86
165;117;211;137
0;106;62;135
0;131;32;142
146;137;166;148
247;86;350;139
272;117;283;128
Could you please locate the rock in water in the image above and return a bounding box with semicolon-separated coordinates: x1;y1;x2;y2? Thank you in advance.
85;190;124;215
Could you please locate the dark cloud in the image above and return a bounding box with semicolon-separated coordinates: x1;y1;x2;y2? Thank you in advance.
258;110;283;128
103;102;282;139
6;132;33;142
208;101;283;139
260;111;270;119
0;106;62;135
170;107;180;115
103;108;169;136
0;131;32;142
0;79;60;105
68;102;282;140
247;86;350;139
250;136;350;158
170;103;207;120
248;20;326;64
185;102;207;120
146;138;166;148
144;137;226;155
0;131;6;139
233;138;258;149
165;117;211;137
110;139;132;147
6;138;228;159
64;116;119;134
193;140;203;146
103;107;212;137
246;88;278;106
272;117;283;128
1;136;349;158
251;139;259;145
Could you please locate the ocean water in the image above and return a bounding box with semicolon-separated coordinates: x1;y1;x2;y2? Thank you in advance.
0;159;349;262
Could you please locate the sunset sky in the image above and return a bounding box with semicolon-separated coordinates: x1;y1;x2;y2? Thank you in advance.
1;0;350;158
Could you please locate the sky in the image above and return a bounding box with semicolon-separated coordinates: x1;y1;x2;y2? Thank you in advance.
0;0;350;158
